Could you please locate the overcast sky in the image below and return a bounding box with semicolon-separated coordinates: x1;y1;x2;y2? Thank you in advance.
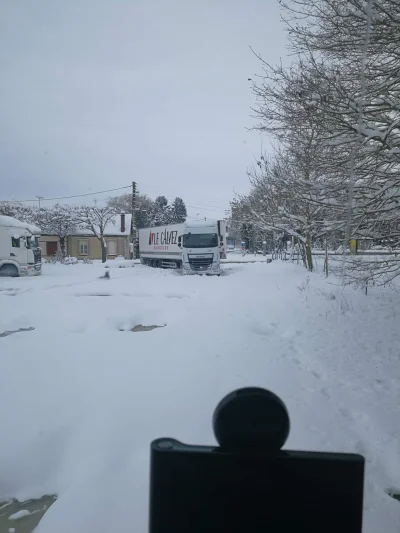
0;1;288;219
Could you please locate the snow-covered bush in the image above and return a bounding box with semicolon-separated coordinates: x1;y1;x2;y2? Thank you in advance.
63;256;78;265
104;258;134;268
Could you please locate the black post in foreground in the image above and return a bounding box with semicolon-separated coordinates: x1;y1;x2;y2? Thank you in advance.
149;387;364;533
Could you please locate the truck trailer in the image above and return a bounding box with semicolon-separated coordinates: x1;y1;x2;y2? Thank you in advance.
0;215;42;277
138;219;226;275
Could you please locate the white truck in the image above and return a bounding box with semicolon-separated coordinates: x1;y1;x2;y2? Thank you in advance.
139;219;226;275
0;215;42;277
226;235;236;252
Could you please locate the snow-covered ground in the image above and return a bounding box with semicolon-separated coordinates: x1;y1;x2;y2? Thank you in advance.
0;260;399;532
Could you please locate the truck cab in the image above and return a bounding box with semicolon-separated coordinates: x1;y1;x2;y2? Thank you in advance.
180;220;225;275
0;216;42;277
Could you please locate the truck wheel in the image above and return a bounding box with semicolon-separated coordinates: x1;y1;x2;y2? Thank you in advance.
0;264;19;277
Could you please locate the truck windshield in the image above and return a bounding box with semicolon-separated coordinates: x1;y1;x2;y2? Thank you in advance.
183;233;218;248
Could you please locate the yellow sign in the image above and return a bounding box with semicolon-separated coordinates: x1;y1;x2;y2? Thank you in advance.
349;239;357;254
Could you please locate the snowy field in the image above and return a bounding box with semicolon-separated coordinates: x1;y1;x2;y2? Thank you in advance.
1;260;400;532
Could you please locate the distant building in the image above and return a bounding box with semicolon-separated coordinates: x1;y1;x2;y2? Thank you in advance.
40;214;132;260
39;235;62;258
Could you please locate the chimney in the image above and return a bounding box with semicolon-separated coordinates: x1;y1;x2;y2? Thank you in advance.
120;213;126;233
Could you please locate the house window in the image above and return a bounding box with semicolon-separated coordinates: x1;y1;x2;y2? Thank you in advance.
107;239;117;256
11;237;20;248
79;239;88;255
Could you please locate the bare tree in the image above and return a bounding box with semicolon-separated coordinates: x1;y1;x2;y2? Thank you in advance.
241;0;400;284
77;205;118;263
247;57;349;270
35;204;78;257
0;202;37;223
284;0;400;284
108;193;155;229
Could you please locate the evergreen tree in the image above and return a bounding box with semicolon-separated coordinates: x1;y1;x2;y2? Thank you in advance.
151;196;169;226
168;197;187;224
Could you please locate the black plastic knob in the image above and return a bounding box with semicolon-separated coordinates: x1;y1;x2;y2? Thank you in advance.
212;387;290;451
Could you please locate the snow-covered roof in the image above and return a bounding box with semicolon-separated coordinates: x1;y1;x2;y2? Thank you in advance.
0;215;41;234
73;214;132;236
104;213;132;236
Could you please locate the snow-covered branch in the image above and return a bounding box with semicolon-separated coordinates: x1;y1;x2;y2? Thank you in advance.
76;205;118;263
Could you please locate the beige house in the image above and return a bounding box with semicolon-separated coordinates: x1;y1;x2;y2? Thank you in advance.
39;235;63;258
40;214;132;260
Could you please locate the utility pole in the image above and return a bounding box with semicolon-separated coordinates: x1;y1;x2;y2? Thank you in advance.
36;196;44;209
131;181;136;260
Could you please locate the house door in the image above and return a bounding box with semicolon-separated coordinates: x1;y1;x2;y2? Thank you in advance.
46;242;58;256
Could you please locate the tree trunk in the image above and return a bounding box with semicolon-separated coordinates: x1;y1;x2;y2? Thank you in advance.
305;232;313;272
100;235;107;263
299;241;307;268
101;243;107;263
325;238;328;278
60;236;66;257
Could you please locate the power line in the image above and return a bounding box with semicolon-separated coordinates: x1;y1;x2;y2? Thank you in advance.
141;194;228;211
2;185;131;204
138;194;228;213
185;204;223;212
2;184;229;214
136;186;228;212
43;186;131;201
135;189;226;212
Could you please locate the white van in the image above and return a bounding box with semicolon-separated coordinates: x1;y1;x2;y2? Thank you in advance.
0;215;42;276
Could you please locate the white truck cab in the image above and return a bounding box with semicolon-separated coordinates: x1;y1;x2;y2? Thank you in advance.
138;219;226;275
180;219;226;275
0;215;42;277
